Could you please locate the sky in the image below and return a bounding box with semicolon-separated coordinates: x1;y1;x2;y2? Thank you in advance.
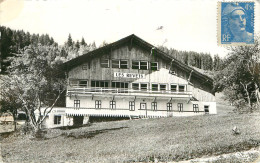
0;0;260;58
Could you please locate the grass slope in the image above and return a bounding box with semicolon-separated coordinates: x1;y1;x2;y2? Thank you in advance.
2;111;260;162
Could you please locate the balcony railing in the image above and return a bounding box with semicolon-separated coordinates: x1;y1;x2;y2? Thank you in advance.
67;87;192;97
65;107;205;117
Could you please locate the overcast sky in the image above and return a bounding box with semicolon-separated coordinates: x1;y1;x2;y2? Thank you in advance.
1;0;260;57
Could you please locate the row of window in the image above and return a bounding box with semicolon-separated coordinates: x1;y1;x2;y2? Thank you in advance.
53;103;200;125
100;59;158;70
74;100;199;112
70;80;186;92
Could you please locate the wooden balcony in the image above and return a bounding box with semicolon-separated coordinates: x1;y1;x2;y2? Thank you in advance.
67;87;193;98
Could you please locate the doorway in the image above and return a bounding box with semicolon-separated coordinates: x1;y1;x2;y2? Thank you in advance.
73;116;84;126
204;105;209;114
140;103;147;117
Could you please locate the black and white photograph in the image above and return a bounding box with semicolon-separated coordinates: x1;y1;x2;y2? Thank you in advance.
0;0;260;162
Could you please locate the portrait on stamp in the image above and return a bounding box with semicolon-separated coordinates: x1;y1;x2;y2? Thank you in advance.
219;2;254;45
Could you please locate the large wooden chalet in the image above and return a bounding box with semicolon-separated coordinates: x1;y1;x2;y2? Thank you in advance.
37;34;217;128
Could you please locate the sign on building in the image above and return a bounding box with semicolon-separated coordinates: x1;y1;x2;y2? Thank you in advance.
114;72;145;79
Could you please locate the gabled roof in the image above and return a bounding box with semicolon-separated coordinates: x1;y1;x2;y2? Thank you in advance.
62;34;213;84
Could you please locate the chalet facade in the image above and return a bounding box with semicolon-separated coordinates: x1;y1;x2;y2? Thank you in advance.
36;34;216;128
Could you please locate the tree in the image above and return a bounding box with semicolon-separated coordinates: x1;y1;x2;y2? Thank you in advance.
75;40;80;49
0;76;23;131
66;34;73;47
80;37;86;46
214;38;260;111
2;44;66;136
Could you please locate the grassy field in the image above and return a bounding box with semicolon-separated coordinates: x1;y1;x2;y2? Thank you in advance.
1;106;260;162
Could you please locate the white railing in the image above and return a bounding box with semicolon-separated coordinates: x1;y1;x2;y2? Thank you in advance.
65;107;205;117
67;87;192;97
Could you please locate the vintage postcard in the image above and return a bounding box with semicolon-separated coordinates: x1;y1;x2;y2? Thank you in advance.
0;0;260;162
218;1;255;45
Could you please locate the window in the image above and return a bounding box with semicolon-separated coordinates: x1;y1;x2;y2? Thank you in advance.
140;61;148;70
79;80;88;87
112;82;128;93
110;101;116;109
120;60;128;69
95;100;101;108
112;60;120;68
171;84;177;92
100;81;109;88
91;81;100;87
160;84;167;91
167;103;172;111
140;83;148;90
91;81;109;88
54;115;61;125
129;101;135;111
179;85;185;92
140;103;146;110
151;102;157;111
152;84;158;91
132;61;139;69
132;61;148;70
74;100;80;108
204;105;209;114
101;59;110;68
178;103;183;112
151;62;158;70
193;104;199;113
112;60;128;69
112;82;128;88
132;83;139;90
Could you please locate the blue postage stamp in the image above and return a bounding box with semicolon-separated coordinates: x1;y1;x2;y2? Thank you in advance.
218;2;255;45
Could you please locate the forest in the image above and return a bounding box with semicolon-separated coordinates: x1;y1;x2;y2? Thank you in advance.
0;26;223;74
0;26;96;74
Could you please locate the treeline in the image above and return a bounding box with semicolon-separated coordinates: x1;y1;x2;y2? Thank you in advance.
158;46;224;71
1;26;225;74
0;26;97;74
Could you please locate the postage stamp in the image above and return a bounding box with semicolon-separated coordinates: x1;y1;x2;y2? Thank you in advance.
218;2;255;46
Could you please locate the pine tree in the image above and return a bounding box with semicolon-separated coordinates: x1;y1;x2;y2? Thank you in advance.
75;40;80;49
81;37;86;46
66;34;73;47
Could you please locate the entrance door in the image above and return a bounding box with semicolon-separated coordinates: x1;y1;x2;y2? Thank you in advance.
204;105;209;114
140;103;147;117
73;116;84;126
140;103;146;110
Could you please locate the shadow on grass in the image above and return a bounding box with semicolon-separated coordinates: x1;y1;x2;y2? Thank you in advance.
57;123;92;130
61;127;128;139
0;131;15;139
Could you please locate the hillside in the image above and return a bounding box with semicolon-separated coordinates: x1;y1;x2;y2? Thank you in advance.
2;110;260;162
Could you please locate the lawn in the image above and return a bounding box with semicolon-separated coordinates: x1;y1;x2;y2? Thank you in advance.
1;110;260;162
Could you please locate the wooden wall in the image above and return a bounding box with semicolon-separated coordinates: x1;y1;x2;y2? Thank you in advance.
67;44;215;102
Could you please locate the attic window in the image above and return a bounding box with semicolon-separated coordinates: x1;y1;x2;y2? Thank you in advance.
112;60;128;69
132;61;148;70
151;62;158;71
140;61;148;70
101;59;110;68
132;61;139;69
